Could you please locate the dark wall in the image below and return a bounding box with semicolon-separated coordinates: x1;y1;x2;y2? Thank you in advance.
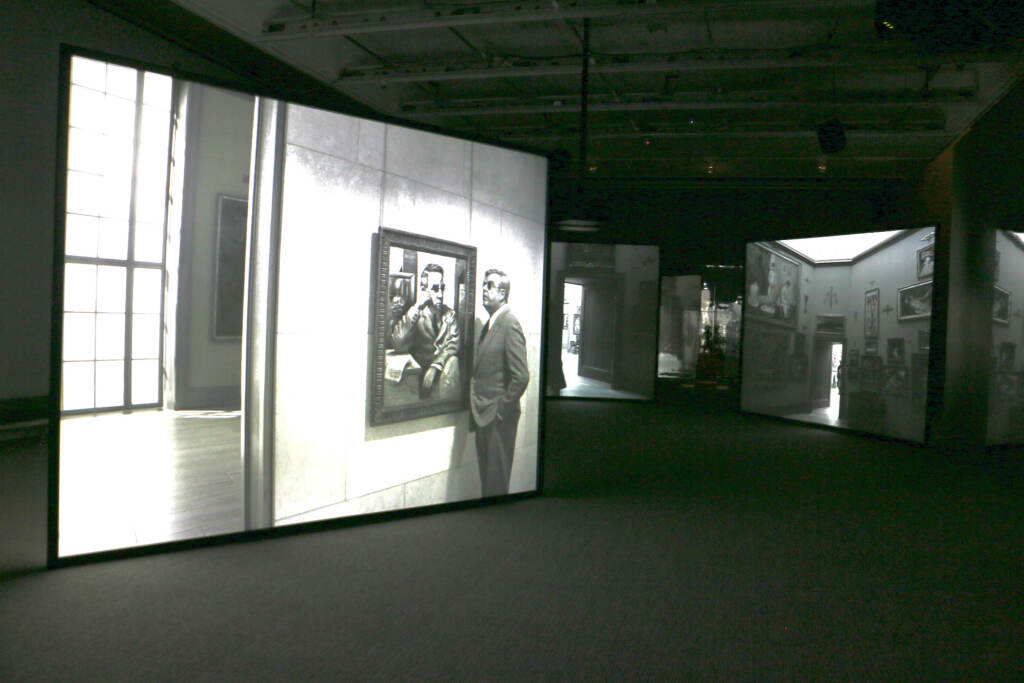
549;180;920;271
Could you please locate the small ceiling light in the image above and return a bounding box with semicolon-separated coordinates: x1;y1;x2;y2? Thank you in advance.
817;160;828;173
588;164;598;172
705;163;714;175
688;117;695;125
644;139;651;145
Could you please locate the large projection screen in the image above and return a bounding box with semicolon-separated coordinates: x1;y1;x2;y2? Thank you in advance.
54;54;547;560
545;243;659;400
740;227;936;442
987;230;1024;445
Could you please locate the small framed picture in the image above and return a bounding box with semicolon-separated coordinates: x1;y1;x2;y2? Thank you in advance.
917;243;934;279
865;339;878;355
993;286;1010;325
886;337;906;365
864;288;880;338
898;281;932;321
883;364;908;396
918;330;930;351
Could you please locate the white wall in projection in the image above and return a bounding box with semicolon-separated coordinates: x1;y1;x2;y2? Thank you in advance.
987;230;1024;445
272;104;547;525
741;227;934;442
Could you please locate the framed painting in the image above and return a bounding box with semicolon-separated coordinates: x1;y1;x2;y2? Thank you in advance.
897;281;931;321
916;243;934;279
371;228;477;426
886;337;905;365
864;288;880;338
745;243;800;328
213;195;247;340
883;364;908;396
861;354;882;393
911;352;927;404
993;285;1010;324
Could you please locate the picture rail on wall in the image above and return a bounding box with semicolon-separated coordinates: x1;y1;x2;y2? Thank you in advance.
371;228;477;426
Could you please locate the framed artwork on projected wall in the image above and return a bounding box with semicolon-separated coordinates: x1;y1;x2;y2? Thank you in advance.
993;286;1010;324
370;228;477;426
745;243;800;328
864;288;879;338
213;195;247;339
897;281;932;321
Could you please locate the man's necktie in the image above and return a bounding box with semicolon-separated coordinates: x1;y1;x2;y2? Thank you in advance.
479;320;490;344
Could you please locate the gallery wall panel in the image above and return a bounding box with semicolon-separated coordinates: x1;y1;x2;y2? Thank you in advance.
741;227;936;442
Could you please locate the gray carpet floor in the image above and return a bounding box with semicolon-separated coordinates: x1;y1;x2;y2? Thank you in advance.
2;397;1023;680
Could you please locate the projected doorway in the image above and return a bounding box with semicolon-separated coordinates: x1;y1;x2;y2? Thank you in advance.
546;243;659;401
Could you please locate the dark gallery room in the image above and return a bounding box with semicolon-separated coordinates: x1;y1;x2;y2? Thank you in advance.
2;0;1023;679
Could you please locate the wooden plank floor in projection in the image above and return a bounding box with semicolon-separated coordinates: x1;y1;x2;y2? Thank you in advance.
59;410;242;556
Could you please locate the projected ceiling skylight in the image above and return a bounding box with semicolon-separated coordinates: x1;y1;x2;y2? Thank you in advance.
779;230;905;262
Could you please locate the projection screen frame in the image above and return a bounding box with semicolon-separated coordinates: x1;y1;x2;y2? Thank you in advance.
738;224;946;446
47;43;550;568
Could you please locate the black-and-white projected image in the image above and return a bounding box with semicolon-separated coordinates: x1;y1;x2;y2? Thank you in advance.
741;227;935;442
987;231;1024;445
55;53;548;560
546;242;659;400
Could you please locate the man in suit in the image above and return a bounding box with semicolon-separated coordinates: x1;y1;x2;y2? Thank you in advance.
391;263;461;400
471;268;529;497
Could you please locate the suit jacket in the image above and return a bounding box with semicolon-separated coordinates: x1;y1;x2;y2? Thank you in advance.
471;306;529;428
391;302;461;373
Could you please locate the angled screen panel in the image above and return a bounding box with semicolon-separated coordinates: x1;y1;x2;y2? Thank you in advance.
741;227;936;442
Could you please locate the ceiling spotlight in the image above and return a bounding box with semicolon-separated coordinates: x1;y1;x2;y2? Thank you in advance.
705;162;714;175
817;160;828;173
588;164;598;172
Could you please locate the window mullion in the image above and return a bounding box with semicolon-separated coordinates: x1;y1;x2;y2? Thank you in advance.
124;70;145;408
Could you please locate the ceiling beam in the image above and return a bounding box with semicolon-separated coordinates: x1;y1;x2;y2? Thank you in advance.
496;129;954;142
258;0;874;41
335;53;997;86
402;95;970;117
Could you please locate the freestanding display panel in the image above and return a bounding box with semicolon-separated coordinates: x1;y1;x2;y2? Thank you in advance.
52;53;548;561
740;227;937;442
545;242;659;400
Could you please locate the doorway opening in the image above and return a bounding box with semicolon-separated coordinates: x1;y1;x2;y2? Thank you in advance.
810;339;844;424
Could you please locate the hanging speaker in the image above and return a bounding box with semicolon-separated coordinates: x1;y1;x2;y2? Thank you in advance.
817;118;847;154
